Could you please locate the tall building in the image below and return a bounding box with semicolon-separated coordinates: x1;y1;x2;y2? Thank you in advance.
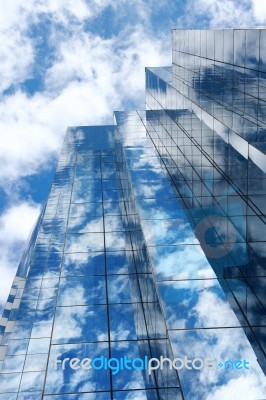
0;29;266;399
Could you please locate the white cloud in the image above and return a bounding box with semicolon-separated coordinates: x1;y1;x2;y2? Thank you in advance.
206;374;266;400
0;24;170;186
0;0;168;94
178;0;266;28
0;0;172;186
0;202;40;306
194;287;240;328
252;0;266;23
0;34;34;94
0;203;40;243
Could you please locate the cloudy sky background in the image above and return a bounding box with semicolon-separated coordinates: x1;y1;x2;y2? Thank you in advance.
0;0;266;312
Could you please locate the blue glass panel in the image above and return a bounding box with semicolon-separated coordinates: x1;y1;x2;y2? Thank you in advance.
68;216;104;233
107;275;140;304
110;341;155;390
109;303;141;340
0;394;17;400
169;328;266;400
71;182;102;203
69;202;103;219
158;279;241;329
45;342;110;394
149;244;216;280
44;393;110;400
2;355;25;373
104;215;127;232
27;338;50;354
149;339;180;388
142;218;198;246
6;339;29;356
19;371;45;391
58;276;106;306
105;231;130;251
104;201;126;216
52;305;108;344
24;353;48;371
158;388;183;400
62;252;105;276
17;392;42;400
113;390;159;400
31;322;53;339
106;251;134;275
143;302;167;339
138;197;186;220
65;232;104;252
0;373;21;393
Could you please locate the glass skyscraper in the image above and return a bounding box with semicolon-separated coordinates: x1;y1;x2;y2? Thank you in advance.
0;29;265;399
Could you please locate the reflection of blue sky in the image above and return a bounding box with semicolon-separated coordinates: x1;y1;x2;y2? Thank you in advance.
149;245;216;280
113;390;155;400
143;302;167;340
138;274;156;303
122;134;266;395
104;215;127;232
65;232;104;253
6;339;29;356
158;279;241;330
19;370;45;392
0;372;21;393
58;276;106;306
109;304;140;341
130;169;169;183
45;393;111;400
131;174;177;200
72;180;102;203
169;328;266;400
62;252;105;277
0;370;45;394
115;114;147;147
75;168;101;181
107;275;140;304
142;218;198;246
106;251;132;275
105;231;130;251
24;353;48;371
104;201;125;216
248;277;266;310
138;197;187;220
73;127;116;151
149;338;180;388
31;322;53;340
52;305;108;344
110;341;155;391
226;278;266;326
126;154;163;170
45;342;110;394
68;216;104;233
27;337;50;355
103;189;121;202
2;355;25;373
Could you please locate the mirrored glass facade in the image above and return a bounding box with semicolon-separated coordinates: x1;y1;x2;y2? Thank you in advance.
0;29;265;399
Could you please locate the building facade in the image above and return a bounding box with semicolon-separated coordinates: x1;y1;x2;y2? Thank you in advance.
0;29;265;399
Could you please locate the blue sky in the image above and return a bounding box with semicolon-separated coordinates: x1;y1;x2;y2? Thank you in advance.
0;0;266;311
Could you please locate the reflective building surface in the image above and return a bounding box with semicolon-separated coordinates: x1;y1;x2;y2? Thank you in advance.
0;29;266;399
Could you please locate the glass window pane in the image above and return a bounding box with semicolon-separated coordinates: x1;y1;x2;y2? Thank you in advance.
52;305;108;344
45;343;110;394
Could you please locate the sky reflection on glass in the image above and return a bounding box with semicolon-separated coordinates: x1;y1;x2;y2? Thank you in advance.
1;30;266;400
